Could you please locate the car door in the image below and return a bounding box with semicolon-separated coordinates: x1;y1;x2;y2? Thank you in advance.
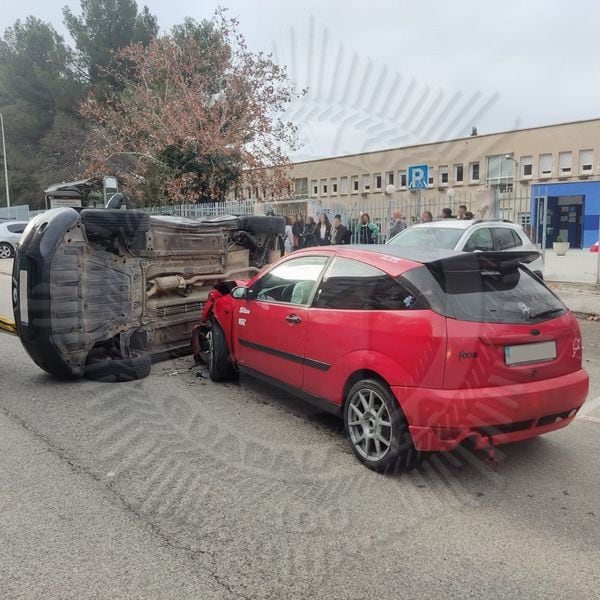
233;254;329;388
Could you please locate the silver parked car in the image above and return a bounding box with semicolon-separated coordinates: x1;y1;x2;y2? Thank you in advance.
387;219;545;278
0;220;28;259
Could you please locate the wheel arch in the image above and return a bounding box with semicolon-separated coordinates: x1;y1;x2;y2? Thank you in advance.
342;369;392;408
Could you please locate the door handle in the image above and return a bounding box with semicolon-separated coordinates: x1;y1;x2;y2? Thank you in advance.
286;314;302;324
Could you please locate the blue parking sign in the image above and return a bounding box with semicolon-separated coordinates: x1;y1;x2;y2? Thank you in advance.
408;165;429;189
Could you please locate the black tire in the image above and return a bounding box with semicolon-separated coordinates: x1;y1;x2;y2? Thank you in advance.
208;319;235;382
0;242;14;259
240;216;286;236
343;378;421;473
81;209;150;240
84;350;152;382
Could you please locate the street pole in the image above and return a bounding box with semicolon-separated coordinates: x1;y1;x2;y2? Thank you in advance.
596;214;600;286
0;112;10;208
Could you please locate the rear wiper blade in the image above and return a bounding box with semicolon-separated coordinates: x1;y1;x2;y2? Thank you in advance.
529;307;565;319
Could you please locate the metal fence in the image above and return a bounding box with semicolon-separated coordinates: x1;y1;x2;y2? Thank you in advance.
20;193;537;244
262;192;534;243
0;205;30;221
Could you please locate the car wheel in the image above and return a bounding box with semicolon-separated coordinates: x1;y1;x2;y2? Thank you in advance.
240;216;286;236
0;242;14;259
208;319;235;382
84;350;152;382
344;378;421;473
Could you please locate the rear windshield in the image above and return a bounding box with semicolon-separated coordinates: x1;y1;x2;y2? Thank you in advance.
402;264;567;324
388;227;464;249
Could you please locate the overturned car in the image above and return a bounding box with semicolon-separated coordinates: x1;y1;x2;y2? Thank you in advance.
12;203;284;381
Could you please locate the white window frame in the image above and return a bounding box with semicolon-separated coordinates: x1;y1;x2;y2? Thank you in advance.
520;156;533;179
330;177;338;195
351;175;359;194
386;171;394;186
469;162;480;183
439;165;449;187
311;180;318;196
539;154;553;178
559;152;572;175
579;149;593;174
362;174;371;193
454;163;464;184
340;176;349;194
398;170;407;189
374;173;382;191
320;178;328;196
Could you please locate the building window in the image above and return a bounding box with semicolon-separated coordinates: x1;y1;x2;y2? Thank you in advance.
439;165;449;186
321;179;328;195
579;149;593;173
294;177;308;197
486;154;514;192
311;180;318;196
362;174;371;192
520;156;533;178
428;168;434;187
454;164;464;183
330;178;338;194
559;152;572;175
539;154;552;177
399;170;407;188
340;176;349;194
519;212;531;227
386;172;394;186
470;162;480;182
374;173;382;191
351;175;359;193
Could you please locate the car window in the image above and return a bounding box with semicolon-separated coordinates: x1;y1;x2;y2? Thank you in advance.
313;257;427;310
463;227;493;251
7;223;26;234
387;227;464;249
494;227;522;250
248;255;328;305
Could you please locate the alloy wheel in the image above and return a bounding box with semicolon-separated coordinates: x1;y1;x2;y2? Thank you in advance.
347;388;393;461
0;244;12;259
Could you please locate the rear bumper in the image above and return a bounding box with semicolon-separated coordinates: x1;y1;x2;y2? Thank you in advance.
392;369;589;451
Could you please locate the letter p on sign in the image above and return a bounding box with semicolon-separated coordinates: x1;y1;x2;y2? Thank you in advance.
408;164;429;189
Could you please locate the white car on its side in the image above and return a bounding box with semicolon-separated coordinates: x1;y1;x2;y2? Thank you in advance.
387;219;545;278
0;220;28;259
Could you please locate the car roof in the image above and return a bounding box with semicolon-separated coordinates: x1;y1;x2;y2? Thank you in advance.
410;219;518;230
291;245;465;277
290;244;539;277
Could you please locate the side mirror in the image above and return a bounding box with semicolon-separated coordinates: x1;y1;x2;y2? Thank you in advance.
232;286;248;299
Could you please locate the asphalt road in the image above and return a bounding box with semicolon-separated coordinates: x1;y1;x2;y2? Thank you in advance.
1;266;600;599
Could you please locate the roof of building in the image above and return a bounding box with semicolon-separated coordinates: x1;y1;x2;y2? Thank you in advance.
289;117;600;167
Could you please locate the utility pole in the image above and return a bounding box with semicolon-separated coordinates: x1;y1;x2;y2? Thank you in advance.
0;111;10;208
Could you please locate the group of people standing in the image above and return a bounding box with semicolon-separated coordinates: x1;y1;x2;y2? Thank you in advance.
283;204;477;252
284;213;384;252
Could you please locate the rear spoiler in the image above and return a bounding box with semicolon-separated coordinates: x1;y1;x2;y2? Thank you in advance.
428;250;540;272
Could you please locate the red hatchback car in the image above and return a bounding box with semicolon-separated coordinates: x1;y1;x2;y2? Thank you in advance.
198;246;589;472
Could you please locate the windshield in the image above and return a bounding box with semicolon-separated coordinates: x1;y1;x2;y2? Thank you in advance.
388;226;464;249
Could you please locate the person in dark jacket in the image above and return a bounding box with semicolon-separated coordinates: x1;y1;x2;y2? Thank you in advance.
315;213;331;245
357;213;380;244
292;214;304;249
330;214;350;244
303;216;317;247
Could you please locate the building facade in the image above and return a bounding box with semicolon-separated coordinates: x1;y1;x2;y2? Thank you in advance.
245;118;600;248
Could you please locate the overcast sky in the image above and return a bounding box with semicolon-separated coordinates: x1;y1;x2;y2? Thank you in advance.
2;0;598;159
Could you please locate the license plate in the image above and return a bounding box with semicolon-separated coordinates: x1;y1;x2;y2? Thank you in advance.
505;341;556;366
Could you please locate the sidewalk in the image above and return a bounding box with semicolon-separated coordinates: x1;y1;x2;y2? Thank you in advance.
0;260;11;276
547;281;600;318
